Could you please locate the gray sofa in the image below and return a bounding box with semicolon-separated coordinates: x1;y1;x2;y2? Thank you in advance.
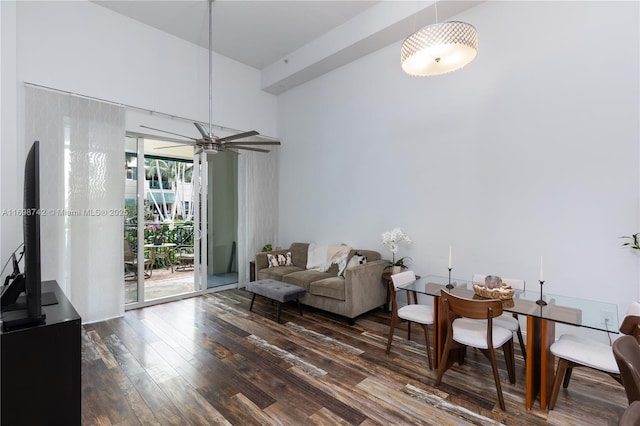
254;242;388;323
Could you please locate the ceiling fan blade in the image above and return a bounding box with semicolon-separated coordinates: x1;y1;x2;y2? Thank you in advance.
218;130;259;142
154;143;196;149
230;145;270;153
194;122;211;139
224;148;241;156
140;125;198;141
224;141;281;146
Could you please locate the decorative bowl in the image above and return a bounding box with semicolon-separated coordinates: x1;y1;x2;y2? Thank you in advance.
473;283;515;300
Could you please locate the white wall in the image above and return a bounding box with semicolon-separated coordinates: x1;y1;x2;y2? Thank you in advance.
277;0;640;338
1;0;277;322
16;1;277;137
0;1;21;267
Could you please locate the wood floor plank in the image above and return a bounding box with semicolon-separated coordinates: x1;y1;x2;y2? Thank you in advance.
229;393;284;426
158;376;232;426
81;289;628;425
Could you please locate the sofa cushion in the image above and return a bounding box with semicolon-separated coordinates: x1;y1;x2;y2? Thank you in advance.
309;277;346;301
258;266;304;281
282;270;333;291
289;243;310;268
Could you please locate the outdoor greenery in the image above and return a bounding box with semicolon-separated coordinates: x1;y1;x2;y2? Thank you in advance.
125;222;194;269
124;153;196;270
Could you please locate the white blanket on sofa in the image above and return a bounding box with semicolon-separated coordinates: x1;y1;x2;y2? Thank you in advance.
306;244;352;274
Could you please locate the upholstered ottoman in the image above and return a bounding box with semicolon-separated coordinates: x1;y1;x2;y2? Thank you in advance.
246;279;306;323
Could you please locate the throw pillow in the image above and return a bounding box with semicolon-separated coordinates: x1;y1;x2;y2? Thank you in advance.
267;252;293;268
266;253;279;268
341;252;367;276
277;252;293;267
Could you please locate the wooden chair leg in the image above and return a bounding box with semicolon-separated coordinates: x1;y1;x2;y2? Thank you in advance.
516;327;526;362
436;336;456;385
486;346;506;411
503;340;516;384
422;324;433;370
386;316;399;355
457;347;466;365
407;321;412;341
549;358;569;410
563;366;573;388
249;293;256;311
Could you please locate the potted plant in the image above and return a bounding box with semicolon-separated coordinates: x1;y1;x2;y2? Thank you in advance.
381;228;412;274
622;233;640;250
261;244;273;252
146;223;164;245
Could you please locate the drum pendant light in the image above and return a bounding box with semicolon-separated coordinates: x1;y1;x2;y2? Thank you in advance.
401;2;477;76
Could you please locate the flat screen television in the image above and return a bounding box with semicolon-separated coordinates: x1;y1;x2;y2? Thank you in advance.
1;140;46;331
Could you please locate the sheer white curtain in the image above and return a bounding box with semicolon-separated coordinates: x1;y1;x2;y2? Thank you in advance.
237;148;279;285
25;86;125;322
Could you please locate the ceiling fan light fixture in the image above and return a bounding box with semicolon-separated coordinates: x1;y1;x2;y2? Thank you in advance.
202;142;220;154
401;21;478;76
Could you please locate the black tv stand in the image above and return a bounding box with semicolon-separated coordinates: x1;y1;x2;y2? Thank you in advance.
1;280;81;425
1;305;45;331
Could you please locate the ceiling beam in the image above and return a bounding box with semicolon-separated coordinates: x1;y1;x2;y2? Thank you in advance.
261;1;483;95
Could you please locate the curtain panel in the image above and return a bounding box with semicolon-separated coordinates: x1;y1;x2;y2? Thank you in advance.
25;86;125;322
238;148;279;285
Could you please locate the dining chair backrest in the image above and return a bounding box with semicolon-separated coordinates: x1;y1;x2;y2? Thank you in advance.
620;315;640;344
502;278;525;291
472;273;486;284
619;400;640;426
391;270;416;290
613;335;640;404
621;303;640;341
124;238;134;262
472;273;525;291
628;302;640;317
441;290;504;321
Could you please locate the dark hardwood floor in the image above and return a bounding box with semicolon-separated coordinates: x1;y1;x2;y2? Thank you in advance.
82;289;627;425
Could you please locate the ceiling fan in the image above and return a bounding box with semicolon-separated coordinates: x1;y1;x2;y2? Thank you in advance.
140;0;280;155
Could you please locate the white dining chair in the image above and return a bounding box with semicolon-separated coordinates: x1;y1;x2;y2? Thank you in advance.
472;273;526;359
548;302;640;410
435;290;516;411
386;270;434;369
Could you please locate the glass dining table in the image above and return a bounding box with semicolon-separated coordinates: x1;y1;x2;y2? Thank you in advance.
398;274;620;410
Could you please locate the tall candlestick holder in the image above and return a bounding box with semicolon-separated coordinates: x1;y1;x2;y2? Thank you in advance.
536;280;547;306
446;267;453;289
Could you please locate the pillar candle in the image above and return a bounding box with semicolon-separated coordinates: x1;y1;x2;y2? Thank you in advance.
539;256;544;282
448;246;452;269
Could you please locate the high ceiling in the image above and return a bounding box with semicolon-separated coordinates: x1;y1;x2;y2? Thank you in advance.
92;1;483;94
93;1;379;70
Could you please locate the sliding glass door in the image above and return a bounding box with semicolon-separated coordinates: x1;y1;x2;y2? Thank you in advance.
124;135;200;305
206;150;238;288
123;132;240;307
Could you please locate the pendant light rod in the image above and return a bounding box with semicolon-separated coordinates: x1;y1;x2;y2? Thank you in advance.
208;0;213;136
434;0;438;24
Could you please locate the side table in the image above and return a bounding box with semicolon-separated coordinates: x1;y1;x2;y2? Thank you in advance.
382;272;420;312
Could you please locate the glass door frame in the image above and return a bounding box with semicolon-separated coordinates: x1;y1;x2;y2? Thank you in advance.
124;132;211;310
193;150;208;292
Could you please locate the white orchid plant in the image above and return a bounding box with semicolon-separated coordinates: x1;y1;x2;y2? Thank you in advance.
381;228;412;270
